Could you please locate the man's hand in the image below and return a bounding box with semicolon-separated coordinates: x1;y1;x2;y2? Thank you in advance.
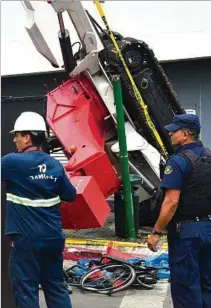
147;234;160;252
148;189;180;252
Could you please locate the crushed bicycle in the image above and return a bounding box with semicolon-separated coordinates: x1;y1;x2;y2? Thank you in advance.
63;255;169;295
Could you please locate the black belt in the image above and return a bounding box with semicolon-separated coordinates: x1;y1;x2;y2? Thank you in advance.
175;214;211;223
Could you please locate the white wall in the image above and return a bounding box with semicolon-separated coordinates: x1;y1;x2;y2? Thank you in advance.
1;1;211;76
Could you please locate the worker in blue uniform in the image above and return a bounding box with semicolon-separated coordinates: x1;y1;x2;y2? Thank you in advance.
1;112;76;308
147;114;211;308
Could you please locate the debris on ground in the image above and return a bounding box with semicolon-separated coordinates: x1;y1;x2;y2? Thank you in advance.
63;243;170;295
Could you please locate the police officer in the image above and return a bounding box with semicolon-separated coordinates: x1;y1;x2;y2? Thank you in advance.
1;112;76;308
147;114;211;308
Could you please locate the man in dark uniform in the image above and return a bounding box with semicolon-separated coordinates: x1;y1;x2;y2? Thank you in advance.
1;112;76;308
147;114;211;308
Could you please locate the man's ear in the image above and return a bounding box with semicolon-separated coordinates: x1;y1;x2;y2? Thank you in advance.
183;130;190;139
24;133;32;144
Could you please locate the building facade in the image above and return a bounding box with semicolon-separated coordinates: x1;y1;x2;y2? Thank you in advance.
2;57;211;147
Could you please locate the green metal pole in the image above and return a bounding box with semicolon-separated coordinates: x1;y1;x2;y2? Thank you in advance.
112;75;136;240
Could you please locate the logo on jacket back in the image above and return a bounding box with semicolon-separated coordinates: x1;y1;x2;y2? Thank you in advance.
38;164;47;173
29;164;58;182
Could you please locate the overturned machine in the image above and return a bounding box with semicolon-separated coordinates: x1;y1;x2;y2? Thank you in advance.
22;0;186;231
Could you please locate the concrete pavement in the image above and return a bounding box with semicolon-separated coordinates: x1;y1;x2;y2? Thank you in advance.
39;281;173;308
39;289;125;308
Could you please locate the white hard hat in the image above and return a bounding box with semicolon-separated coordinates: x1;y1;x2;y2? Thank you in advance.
10;112;47;133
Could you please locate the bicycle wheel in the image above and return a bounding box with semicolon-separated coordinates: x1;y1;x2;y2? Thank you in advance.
135;271;157;289
80;263;136;294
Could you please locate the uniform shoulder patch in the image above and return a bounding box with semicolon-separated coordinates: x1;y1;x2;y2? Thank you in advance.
164;165;173;175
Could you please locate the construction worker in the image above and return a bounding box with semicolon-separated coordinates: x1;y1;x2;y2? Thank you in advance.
1;112;76;308
147;114;211;308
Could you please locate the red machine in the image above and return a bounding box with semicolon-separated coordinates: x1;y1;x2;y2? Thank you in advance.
23;0;186;229
47;75;120;229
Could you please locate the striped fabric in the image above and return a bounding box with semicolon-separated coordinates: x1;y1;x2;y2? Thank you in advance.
6;193;60;207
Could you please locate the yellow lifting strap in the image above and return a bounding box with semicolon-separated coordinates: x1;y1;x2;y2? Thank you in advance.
94;0;169;159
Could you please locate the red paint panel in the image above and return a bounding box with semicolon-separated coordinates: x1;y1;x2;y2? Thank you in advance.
60;176;111;229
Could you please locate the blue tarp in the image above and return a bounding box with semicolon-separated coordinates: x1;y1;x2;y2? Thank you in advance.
76;253;170;280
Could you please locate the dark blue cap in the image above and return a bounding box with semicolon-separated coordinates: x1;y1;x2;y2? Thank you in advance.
165;114;201;132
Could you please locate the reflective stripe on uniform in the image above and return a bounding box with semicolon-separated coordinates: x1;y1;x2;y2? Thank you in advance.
6;193;60;207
